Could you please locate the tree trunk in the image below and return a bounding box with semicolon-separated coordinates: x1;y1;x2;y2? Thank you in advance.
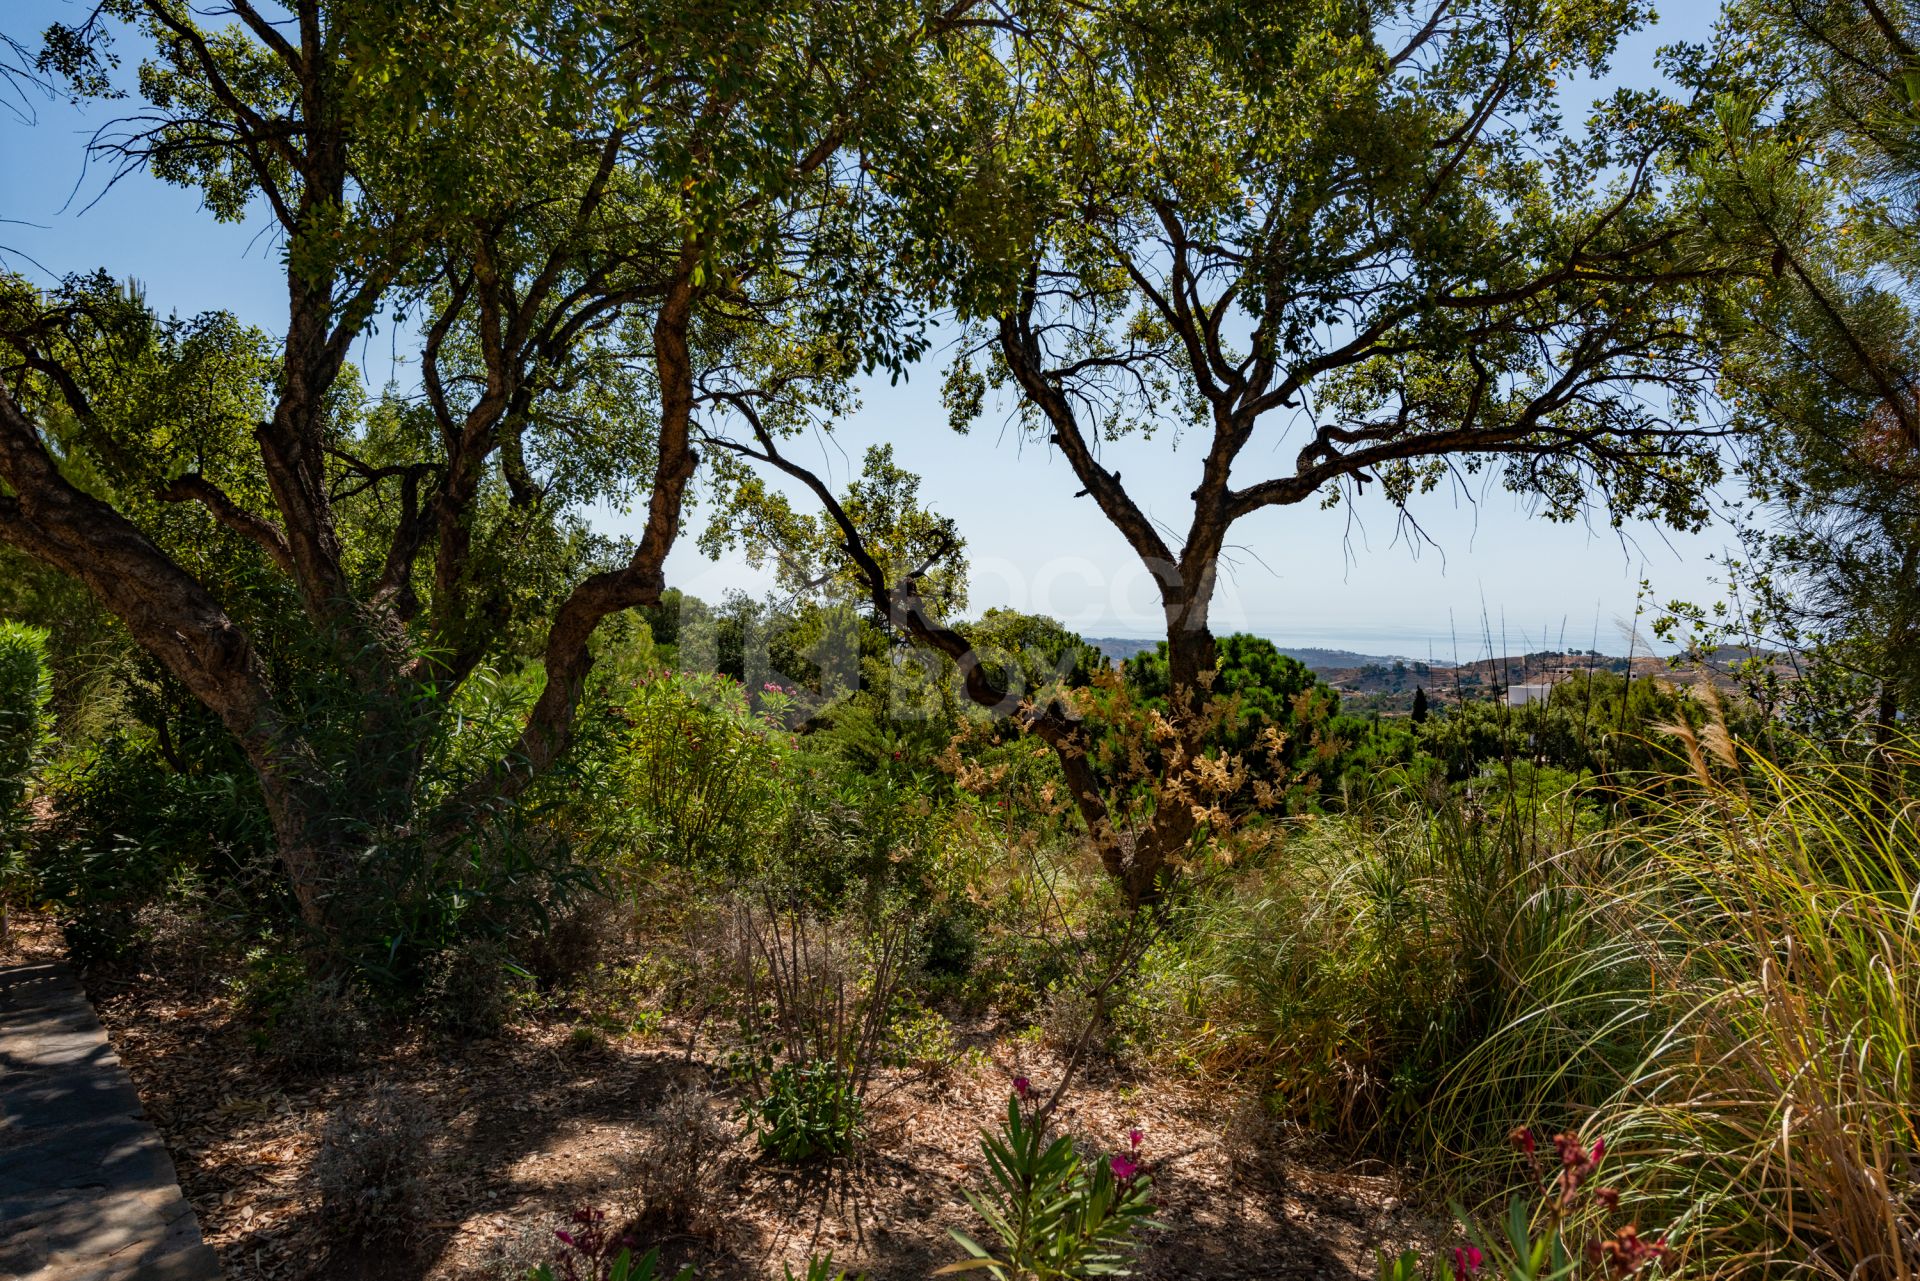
0;378;359;931
1110;604;1218;905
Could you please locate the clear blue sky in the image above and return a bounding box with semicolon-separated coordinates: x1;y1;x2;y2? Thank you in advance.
1;1;1732;659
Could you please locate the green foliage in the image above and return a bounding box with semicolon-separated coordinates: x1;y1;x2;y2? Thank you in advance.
230;942;371;1073
1134;768;1637;1154
1580;734;1920;1277
964;610;1107;700
33;731;276;961
1662;0;1920;739
943;1096;1157;1281
0;621;53;927
738;1059;863;1162
784;1256;861;1281
0;622;54;796
527;1234;693;1281
1410;675;1764;791
600;670;793;880
705;443;968;623
1122;634;1348;807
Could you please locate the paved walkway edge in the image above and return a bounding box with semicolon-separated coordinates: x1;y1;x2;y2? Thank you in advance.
1;958;222;1281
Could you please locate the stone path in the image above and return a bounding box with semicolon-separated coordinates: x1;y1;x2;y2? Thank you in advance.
0;958;221;1281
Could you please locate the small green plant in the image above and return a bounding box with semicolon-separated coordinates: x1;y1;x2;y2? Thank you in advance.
942;1087;1158;1280
888;1002;960;1078
784;1254;862;1281
234;949;369;1073
739;1059;862;1161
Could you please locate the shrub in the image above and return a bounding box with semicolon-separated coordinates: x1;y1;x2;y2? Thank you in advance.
270;977;371;1073
726;897;913;1158
523;895;631;989
1581;734;1920;1278
887;1003;961;1081
0;621;52;942
423;936;530;1037
1141;781;1644;1156
740;1060;863;1162
315;1086;430;1248
1377;1128;1671;1281
606;671;792;879
33;731;277;963
232;944;369;1073
945;1091;1158;1280
627;1084;730;1232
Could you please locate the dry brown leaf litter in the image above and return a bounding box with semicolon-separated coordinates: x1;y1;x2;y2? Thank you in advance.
35;918;1442;1281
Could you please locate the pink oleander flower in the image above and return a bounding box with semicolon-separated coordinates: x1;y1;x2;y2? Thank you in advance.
1110;1154;1139;1182
1451;1245;1484;1279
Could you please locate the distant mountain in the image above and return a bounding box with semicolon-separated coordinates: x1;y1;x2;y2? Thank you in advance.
1083;637;1161;663
1274;647;1457;672
1082;638;1458;673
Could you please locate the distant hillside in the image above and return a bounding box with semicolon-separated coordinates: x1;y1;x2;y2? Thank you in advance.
1084;637;1162;663
1277;646;1457;672
1083;638;1460;673
1077;636;1778;717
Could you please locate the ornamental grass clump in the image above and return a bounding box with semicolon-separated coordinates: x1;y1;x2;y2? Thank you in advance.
1428;722;1920;1278
1586;730;1920;1280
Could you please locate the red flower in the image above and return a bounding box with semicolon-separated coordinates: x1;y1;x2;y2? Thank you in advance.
1547;1131;1608;1205
1012;1076;1032;1100
1128;1128;1144;1150
1110;1154;1140;1182
1590;1225;1671;1276
1510;1126;1536;1156
1452;1245;1484;1278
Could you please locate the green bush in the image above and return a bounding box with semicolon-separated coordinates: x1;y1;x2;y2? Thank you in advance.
604;671;793;879
231;942;371;1073
1573;733;1920;1277
33;731;276;962
1137;773;1641;1156
739;1059;863;1161
0;621;52;938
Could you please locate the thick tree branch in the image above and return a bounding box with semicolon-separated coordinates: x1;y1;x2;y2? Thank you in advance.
159;473;297;576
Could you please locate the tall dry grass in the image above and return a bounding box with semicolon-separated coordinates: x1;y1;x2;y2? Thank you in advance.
1148;712;1920;1277
1589;728;1920;1280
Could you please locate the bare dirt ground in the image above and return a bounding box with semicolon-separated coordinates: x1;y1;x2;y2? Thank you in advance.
11;917;1442;1281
